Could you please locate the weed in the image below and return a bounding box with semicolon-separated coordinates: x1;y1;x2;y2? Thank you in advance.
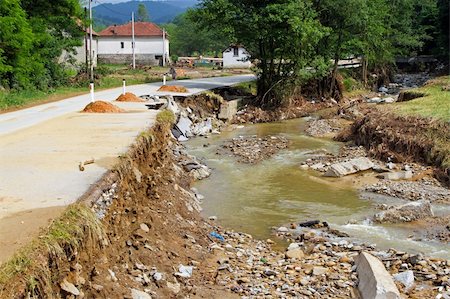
156;110;176;125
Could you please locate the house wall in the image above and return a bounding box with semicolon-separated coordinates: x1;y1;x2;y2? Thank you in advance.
98;36;169;65
223;47;251;68
59;38;98;67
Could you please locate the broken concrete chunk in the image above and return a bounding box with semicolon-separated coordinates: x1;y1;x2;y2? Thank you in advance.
356;251;401;299
374;200;433;223
379;171;413;181
324;157;374;177
393;270;415;290
218;100;238;121
60;279;80;296
175;116;193;138
130;288;152;299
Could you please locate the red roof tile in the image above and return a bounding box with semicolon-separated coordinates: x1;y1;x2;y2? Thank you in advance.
99;22;163;37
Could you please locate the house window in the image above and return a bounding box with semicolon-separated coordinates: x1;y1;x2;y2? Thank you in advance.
233;47;239;57
120;42;124;49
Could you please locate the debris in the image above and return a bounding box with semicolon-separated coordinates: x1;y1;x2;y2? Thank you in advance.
130;288;152;299
394;270;415;291
324;157;374;177
60;279;80;296
374;200;434;223
175;264;193;278
210;232;225;242
356;252;401;299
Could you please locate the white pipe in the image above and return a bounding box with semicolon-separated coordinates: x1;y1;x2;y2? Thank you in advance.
122;79;126;95
89;82;95;102
163;75;166;86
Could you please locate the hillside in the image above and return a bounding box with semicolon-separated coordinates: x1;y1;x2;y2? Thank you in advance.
93;0;199;26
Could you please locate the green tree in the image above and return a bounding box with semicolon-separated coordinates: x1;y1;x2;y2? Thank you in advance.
137;3;150;22
163;10;229;57
197;0;328;107
0;0;41;89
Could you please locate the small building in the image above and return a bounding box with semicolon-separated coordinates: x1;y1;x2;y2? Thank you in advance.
60;28;98;68
222;45;251;68
98;22;169;66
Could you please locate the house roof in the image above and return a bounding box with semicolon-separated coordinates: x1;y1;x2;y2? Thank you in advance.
99;22;164;37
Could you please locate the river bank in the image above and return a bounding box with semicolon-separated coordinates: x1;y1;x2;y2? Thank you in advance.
1;82;448;298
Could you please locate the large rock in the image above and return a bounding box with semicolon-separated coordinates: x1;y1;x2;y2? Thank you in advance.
285;248;305;259
131;288;152;299
324;157;374;177
218;100;238;121
374;200;434;223
393;270;415;290
356;252;401;299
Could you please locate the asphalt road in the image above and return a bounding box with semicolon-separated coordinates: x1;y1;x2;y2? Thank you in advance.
0;74;255;135
0;74;254;263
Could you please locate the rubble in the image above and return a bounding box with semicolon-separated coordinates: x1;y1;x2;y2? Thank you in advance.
324;157;374;177
374;200;434;223
219;135;289;163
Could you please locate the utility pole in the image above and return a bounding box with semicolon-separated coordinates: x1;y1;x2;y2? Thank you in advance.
89;0;94;82
162;29;166;67
84;7;89;75
132;12;136;69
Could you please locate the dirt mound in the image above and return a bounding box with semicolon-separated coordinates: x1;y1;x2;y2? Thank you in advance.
157;85;189;93
340;110;450;185
115;92;145;102
82;101;124;113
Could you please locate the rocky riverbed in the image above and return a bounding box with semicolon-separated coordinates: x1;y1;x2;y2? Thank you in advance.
219;135;290;164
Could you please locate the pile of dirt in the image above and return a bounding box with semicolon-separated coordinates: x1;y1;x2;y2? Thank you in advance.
220;135;289;163
157;85;189;93
82;101;124;113
115;92;145;102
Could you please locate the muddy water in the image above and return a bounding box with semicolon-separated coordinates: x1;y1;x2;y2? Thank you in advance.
186;119;450;258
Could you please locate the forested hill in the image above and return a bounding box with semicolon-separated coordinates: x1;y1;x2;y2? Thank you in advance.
93;0;199;26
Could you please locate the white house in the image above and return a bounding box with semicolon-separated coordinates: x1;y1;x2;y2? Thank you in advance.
98;22;169;66
222;45;251;68
60;28;98;67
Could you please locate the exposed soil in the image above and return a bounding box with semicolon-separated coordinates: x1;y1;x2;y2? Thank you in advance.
234;99;329;124
82;100;124;113
219;135;290;164
115;92;145;102
158;85;189;93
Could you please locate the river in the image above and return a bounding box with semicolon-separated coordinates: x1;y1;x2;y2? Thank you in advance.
185;118;450;259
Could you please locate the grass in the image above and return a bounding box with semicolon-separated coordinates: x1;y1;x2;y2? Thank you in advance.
389;76;450;121
156;109;176;125
233;80;257;95
0;204;104;296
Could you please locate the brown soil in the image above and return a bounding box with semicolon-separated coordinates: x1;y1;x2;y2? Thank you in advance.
0;124;233;298
177;92;225;117
158;85;189;93
115;92;145;102
337;109;450;185
234;99;329;124
82;100;124;113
